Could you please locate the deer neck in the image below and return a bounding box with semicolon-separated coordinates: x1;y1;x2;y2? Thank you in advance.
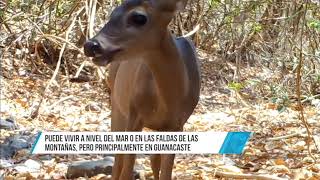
144;31;188;109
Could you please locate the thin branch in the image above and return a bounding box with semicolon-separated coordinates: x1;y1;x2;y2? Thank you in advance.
296;1;318;162
214;170;286;180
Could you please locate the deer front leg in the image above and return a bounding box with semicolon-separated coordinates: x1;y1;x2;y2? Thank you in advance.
150;154;161;180
160;154;175;180
159;126;182;180
119;154;137;180
112;155;124;180
119;110;143;180
111;104;127;180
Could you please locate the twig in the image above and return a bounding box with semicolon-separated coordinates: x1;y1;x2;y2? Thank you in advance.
268;130;307;141
31;12;78;119
88;0;98;38
182;24;200;38
74;61;87;78
236;91;254;108
301;94;320;103
296;1;318;162
214;171;286;180
85;0;107;81
60;2;82;33
40;34;84;53
47;95;74;110
2;12;24;23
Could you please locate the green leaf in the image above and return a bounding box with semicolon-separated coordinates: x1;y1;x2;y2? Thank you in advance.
208;0;220;8
228;82;245;92
308;19;320;31
252;23;262;33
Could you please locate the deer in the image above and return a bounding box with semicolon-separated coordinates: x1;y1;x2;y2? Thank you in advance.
83;0;200;179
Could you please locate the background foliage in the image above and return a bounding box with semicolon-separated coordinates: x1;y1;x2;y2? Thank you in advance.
1;0;319;107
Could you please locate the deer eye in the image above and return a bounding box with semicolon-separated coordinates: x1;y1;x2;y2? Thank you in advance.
127;12;147;27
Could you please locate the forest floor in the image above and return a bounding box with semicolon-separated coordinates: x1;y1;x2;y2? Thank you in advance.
0;51;320;180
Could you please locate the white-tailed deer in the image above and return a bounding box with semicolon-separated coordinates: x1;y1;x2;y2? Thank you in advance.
83;0;200;179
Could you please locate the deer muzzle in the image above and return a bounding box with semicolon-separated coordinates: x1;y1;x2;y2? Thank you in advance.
83;39;122;66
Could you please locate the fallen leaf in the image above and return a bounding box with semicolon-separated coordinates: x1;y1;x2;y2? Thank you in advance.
274;158;287;166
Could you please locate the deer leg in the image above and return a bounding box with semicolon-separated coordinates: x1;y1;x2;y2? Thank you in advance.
159;154;175;180
159;126;182;180
150;154;161;180
118;154;136;180
119;110;143;180
111;105;126;180
112;155;124;180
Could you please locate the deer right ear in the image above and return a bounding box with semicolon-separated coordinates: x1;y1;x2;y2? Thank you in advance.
150;0;188;12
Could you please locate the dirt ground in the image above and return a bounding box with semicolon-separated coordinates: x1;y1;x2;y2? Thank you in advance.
0;51;319;179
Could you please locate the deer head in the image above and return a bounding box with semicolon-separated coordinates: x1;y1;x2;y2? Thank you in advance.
83;0;188;66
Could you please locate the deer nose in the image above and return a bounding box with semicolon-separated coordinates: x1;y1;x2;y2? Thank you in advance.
84;40;102;57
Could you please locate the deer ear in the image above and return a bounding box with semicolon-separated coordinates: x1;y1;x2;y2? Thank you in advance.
150;0;188;12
